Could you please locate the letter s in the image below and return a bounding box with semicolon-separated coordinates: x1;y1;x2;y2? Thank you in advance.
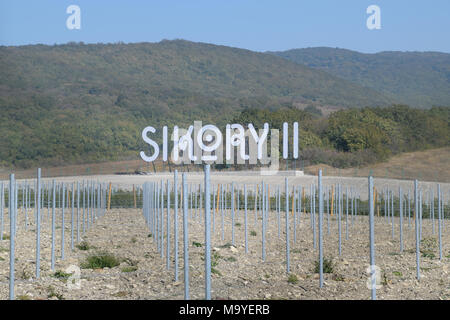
140;126;160;162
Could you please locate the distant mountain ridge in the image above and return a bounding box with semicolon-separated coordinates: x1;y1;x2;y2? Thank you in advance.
268;47;450;107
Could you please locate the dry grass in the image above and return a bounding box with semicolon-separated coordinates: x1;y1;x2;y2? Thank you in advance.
305;147;450;182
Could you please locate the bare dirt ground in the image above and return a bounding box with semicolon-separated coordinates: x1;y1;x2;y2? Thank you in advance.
1;204;449;300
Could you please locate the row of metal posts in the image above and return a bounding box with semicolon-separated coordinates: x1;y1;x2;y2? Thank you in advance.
4;169;109;300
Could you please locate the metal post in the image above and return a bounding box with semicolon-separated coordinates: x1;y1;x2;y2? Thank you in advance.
204;165;211;300
174;171;179;281
338;184;342;256
285;178;290;273
346;186;349;240
318;170;324;288
244;184;248;254
262;181;266;261
166;180;170;270
61;183;65;260
0;181;3;240
71;182;75;250
51;179;56;271
161;181;164;258
182;173;189;300
231;182;235;245
399;187;403;253
77;182;80;242
221;184;224;241
9;174;15;300
277;186;281;239
36;169;41;278
438;184;442;261
414;180;420;280
368;176;376;300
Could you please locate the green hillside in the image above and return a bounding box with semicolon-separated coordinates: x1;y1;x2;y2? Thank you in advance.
1;40;396;168
269;47;450;107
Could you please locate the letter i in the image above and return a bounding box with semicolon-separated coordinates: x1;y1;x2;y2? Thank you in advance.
163;126;168;161
283;122;288;159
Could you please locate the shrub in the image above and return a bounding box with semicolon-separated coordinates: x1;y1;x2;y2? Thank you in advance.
192;241;202;247
52;270;72;282
287;274;298;284
81;251;121;269
76;241;91;251
314;257;334;273
121;266;138;273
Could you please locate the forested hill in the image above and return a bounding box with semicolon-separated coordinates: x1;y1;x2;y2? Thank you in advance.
1;40;397;168
268;47;450;107
0;40;393;109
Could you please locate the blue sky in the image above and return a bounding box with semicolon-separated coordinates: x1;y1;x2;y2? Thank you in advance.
1;0;449;53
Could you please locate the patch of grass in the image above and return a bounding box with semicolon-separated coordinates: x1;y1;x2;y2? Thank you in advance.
291;248;301;254
1;235;10;240
147;233;152;238
420;237;437;259
264;274;271;279
388;252;400;256
219;242;233;249
19;268;32;280
314;257;334;273
200;252;221;268
250;230;257;236
192;241;202;247
0;256;4;261
121;266;138;273
131;237;137;243
287;274;298;284
421;237;437;249
17;294;32;300
81;251;121;269
235;223;241;227
225;256;237;262
392;271;403;277
211;267;222;276
332;273;345;281
112;291;128;297
381;272;391;286
47;286;64;300
0;247;9;253
76;241;91;251
421;250;436;259
122;257;138;266
52;270;72;283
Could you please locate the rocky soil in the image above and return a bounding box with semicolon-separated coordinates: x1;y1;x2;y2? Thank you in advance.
0;205;449;300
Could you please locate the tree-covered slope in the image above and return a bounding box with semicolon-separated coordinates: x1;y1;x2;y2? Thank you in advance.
269;47;450;107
